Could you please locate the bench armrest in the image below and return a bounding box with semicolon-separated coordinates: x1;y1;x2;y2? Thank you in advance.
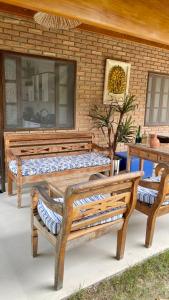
7;148;19;161
92;143;110;157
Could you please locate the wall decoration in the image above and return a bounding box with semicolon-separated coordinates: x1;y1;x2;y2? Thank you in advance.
103;59;131;104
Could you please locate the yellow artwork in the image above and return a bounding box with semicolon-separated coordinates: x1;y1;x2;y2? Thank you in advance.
103;59;131;104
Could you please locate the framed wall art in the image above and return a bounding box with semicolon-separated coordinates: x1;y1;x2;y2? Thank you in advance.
103;59;131;104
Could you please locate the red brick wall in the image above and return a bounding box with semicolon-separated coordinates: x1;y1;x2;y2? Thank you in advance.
0;12;169;150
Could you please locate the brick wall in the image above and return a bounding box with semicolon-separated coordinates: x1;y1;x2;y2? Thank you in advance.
0;12;169;150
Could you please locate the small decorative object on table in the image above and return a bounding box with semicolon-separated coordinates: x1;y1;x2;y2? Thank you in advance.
149;133;160;148
141;130;149;145
135;125;142;143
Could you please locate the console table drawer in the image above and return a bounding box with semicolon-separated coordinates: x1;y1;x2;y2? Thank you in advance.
158;154;169;163
129;148;157;161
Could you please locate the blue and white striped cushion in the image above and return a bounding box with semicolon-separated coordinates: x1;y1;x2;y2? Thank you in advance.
37;194;124;235
137;186;169;206
9;152;111;176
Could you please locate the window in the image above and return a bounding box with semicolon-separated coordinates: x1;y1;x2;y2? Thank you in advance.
145;72;169;125
3;53;76;129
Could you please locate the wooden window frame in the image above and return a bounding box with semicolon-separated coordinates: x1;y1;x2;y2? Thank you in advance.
145;71;169;126
0;50;77;132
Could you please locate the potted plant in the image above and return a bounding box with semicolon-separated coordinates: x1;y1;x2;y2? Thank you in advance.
89;95;137;174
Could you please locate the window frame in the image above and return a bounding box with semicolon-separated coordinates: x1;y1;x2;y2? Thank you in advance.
145;71;169;126
0;50;77;132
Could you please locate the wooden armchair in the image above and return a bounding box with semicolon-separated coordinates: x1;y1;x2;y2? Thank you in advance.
31;171;142;290
136;163;169;248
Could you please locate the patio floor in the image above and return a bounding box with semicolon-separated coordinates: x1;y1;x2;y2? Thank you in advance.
1;187;169;300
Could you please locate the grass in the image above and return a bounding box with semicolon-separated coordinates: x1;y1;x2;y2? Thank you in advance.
68;250;169;300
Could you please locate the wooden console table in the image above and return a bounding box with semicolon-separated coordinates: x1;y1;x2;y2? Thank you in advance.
127;143;169;172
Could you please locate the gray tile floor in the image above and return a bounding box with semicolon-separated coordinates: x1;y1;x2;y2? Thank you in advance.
1;189;169;300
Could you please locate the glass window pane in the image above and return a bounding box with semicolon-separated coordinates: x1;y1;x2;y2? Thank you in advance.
153;108;158;122
162;94;168;108
161;108;167;122
4;54;75;129
155;77;162;93
4;58;16;80
154;93;160;107
58;107;67;125
164;78;169;93
59;65;68;84
59;86;67;104
5;82;17;103
6;104;17;126
147;93;151;107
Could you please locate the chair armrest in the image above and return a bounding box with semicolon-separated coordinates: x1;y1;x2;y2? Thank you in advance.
32;185;64;216
155;163;169;176
139;179;160;191
89;173;108;181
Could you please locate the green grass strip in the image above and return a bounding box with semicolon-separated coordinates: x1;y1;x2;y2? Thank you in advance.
68;250;169;300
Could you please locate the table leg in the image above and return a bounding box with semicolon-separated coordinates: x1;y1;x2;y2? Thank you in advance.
127;151;131;172
139;158;144;171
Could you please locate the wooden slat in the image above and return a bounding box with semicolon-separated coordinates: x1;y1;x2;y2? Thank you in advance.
68;182;133;202
34;216;57;246
136;201;151;216
21;165;111;184
68;218;124;241
10;142;91;156
71;207;127;231
73;192;130;221
8;137;92;147
10;150;90;160
5;131;92;142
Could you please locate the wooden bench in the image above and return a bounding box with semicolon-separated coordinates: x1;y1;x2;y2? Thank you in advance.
5;131;112;208
31;171;143;290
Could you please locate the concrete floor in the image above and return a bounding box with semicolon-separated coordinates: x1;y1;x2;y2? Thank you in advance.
1;189;169;300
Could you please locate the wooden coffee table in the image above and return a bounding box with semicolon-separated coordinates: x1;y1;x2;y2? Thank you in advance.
47;173;91;197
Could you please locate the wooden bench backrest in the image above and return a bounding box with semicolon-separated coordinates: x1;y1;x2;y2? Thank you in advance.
5;131;93;160
64;171;143;233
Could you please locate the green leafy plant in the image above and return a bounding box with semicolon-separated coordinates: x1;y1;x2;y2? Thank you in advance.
89;95;137;159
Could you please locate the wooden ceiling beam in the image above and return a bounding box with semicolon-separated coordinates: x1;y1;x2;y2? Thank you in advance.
0;2;35;18
1;0;169;46
1;0;169;48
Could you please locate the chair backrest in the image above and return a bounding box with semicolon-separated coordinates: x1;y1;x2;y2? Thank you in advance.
4;131;93;161
63;171;143;233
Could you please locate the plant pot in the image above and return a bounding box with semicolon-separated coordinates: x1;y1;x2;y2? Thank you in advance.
111;155;121;175
149;134;160;148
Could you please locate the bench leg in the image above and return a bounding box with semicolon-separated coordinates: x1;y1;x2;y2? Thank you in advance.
116;222;128;260
32;225;38;257
54;239;67;290
145;215;157;248
17;184;22;208
8;173;13;195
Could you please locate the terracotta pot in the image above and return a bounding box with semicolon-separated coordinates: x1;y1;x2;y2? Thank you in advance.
149;134;160;148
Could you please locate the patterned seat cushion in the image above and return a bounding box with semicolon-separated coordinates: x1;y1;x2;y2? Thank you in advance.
137;185;169;206
37;194;124;235
9;152;111;176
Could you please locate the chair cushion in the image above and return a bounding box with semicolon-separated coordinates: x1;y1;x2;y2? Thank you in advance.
37;194;124;235
137;185;169;206
9;152;111;176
